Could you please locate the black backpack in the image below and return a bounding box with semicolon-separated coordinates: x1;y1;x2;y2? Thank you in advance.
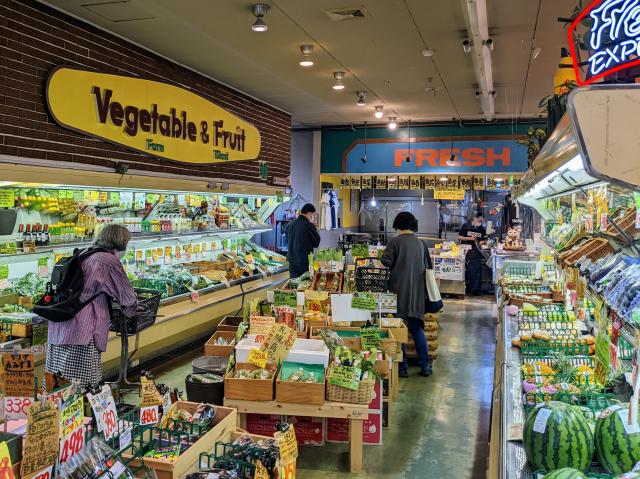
33;247;109;322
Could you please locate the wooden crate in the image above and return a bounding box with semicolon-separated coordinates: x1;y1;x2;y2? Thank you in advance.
204;331;236;357
310;326;399;357
217;315;243;332
9;322;32;337
224;363;277;401
275;369;325;405
310;272;343;293
126;402;237;479
0;293;18;307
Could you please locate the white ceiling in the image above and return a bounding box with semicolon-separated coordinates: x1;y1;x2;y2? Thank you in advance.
40;0;577;126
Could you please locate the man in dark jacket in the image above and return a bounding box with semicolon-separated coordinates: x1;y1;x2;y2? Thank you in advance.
285;203;321;278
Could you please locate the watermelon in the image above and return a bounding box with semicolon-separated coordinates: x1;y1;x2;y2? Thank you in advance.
542;468;588;479
595;404;640;474
523;401;594;472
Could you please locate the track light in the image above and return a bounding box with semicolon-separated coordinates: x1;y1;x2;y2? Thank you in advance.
483;38;494;51
356;91;367;106
251;4;269;32
374;105;384;119
387;117;397;130
462;40;472;53
360;156;367;163
299;45;314;67
332;71;345;90
447;154;456;165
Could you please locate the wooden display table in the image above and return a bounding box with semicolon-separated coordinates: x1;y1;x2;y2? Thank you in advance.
223;399;369;474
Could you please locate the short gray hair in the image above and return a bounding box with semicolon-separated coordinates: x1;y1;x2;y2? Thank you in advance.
93;224;131;251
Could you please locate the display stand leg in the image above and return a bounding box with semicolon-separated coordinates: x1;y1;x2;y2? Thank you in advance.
349;418;364;474
391;361;399;401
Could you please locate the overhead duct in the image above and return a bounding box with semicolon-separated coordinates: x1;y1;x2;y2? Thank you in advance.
460;0;495;121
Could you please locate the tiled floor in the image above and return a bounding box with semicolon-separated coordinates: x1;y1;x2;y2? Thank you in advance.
150;297;497;479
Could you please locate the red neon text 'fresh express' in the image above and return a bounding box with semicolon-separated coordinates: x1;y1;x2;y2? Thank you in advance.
393;147;511;168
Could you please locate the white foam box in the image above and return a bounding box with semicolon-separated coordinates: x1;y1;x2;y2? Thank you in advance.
236;337;329;368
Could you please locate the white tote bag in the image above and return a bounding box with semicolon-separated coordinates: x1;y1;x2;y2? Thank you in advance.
421;241;442;304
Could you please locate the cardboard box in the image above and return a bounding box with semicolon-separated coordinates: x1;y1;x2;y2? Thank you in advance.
245;413;282;437
224;363;277;401
325;412;383;445
287;416;325;446
204;331;236;357
369;381;383;411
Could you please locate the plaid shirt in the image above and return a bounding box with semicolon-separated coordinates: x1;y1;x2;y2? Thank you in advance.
47;251;138;352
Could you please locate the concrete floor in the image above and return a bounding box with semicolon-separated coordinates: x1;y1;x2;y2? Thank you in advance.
150;297;497;479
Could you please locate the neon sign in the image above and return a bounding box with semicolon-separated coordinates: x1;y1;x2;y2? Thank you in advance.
569;0;640;85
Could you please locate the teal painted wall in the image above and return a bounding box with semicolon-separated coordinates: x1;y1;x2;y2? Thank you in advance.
320;122;543;173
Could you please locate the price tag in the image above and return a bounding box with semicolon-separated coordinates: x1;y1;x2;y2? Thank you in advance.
360;327;381;350
532;408;552;434
274;425;298;463
4;396;33;419
254;460;269;479
190;289;200;303
146;257;153;266
261;323;297;361
0;265;8;280
281;461;296;479
0;191;15;208
59;424;84;464
86;384;118;440
60;396;83;437
328;366;360;391
119;426;132;450
108;461;127;477
0;280;7;289
351;292;377;311
31;466;53;479
249;316;276;341
140;405;159;426
248;348;267;368
274;290;297;308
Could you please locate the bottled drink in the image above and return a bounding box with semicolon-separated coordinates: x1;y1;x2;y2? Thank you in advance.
42;224;49;245
24;224;32;243
15;224;23;249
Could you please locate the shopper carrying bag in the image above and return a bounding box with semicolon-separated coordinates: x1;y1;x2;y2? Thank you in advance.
380;212;432;378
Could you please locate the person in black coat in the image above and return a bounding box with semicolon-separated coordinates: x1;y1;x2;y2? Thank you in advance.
285;203;321;278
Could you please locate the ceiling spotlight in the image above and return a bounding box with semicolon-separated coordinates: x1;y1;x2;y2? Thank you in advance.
332;71;345;90
447;154;456;165
374;105;384;119
370;190;376;207
422;49;435;57
356;91;367;106
251;4;269;32
360;156;367;163
532;47;542;60
387;117;397;130
299;45;314;67
462;40;472;53
439;176;449;182
483;38;494;51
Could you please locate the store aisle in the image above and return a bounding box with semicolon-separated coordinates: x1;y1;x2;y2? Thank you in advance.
297;297;497;479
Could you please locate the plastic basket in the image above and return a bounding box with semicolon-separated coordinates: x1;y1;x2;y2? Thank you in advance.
354;257;389;293
110;288;162;335
192;356;229;375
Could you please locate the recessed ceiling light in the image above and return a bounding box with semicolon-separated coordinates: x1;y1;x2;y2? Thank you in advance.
332;71;345;90
356;91;366;106
251;4;269;32
387;117;397;130
374;105;384;119
422;49;435;57
532;47;542;59
299;45;314;67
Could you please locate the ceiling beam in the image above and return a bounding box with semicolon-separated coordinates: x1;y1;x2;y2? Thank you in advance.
460;0;495;121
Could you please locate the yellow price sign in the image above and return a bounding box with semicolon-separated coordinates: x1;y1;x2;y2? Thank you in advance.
0;191;15;208
247;348;267;368
274;426;298;463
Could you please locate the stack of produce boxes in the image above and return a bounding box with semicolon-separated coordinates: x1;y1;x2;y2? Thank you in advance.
405;313;439;362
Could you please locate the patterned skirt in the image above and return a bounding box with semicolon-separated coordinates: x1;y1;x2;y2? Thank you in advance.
46;339;102;385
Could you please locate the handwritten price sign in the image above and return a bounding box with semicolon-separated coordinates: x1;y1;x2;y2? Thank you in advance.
140;405;159;426
32;466;53;479
248;348;267;368
102;407;117;440
59;425;84;464
4;396;32;420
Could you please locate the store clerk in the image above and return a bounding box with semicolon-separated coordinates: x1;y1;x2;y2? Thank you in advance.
457;212;487;295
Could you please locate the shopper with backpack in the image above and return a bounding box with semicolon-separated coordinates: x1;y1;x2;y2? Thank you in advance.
43;224;137;385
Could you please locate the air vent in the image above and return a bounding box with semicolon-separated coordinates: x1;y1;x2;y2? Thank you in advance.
324;6;371;22
82;0;156;22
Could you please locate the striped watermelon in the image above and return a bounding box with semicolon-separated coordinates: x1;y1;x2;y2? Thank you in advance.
542;468;588;479
523;401;594;472
595;404;640;474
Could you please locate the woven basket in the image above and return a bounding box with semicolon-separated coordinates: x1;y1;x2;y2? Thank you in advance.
326;371;375;404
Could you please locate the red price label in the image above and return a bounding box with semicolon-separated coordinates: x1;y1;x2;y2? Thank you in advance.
4;396;32;419
190;290;199;302
102;407;117;440
140;405;159;426
59;426;84;464
32;466;53;479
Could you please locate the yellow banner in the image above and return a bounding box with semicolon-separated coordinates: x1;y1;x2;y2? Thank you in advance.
46;67;261;165
434;188;465;200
